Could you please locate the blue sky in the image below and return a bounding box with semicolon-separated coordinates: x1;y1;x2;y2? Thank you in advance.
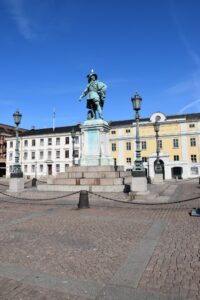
0;0;200;129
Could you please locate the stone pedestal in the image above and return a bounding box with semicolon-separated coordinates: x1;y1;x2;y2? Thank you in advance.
131;175;148;193
9;177;24;192
79;119;114;166
153;173;164;184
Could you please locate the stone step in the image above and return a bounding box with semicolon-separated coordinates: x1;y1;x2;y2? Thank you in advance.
55;170;129;179
48;177;124;186
64;165;124;172
38;184;125;193
57;171;120;179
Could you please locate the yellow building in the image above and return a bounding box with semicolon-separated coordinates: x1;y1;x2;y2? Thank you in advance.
109;112;200;180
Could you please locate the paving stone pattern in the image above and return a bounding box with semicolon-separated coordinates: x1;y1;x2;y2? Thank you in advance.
0;179;199;299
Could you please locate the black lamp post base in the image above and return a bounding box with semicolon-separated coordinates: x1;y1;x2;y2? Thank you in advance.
10;172;23;178
132;170;146;177
155;163;163;174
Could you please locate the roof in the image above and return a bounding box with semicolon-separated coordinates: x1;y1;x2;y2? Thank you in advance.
0;124;26;136
15;112;200;137
19;124;81;137
109;113;200;127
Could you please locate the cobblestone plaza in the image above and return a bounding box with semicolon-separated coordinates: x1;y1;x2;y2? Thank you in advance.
0;179;199;299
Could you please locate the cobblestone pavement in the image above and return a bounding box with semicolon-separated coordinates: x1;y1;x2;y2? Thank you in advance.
0;179;199;299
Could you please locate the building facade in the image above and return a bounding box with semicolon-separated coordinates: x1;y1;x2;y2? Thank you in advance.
0;124;26;177
109;112;200;180
6;125;81;179
6;112;200;180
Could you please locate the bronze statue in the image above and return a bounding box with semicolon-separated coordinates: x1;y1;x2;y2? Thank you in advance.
79;70;107;120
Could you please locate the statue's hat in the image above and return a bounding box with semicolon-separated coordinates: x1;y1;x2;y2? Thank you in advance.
87;69;98;80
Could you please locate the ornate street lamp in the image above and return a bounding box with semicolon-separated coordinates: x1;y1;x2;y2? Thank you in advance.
131;92;145;174
11;110;23;178
71;127;76;166
153;121;162;174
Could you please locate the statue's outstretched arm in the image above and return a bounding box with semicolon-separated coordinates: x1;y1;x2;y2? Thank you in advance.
79;85;89;101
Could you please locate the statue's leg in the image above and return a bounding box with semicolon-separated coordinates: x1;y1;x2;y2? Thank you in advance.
96;103;103;119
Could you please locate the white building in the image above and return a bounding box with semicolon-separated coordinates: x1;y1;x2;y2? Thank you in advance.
6;125;81;179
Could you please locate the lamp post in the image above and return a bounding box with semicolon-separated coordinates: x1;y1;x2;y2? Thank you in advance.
131;92;145;175
71;127;76;166
153;121;162;174
11;110;23;178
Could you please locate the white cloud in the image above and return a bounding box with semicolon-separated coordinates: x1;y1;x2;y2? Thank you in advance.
5;0;36;40
178;98;200;114
170;2;200;67
165;80;194;95
164;70;200;97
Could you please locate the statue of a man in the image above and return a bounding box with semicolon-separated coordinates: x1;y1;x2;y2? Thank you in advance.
79;70;107;120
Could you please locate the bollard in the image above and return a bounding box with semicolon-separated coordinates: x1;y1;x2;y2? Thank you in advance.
191;208;200;217
199;177;200;184
32;178;37;187
78;190;90;209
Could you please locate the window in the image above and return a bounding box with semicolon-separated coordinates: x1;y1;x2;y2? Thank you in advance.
9;153;13;161
191;155;197;163
39;165;43;172
24;165;28;173
24;152;28;160
191;166;198;175
190;138;196;147
112;143;116;151
65;150;69;158
56;150;60;159
142;157;147;162
126;129;131;133
31;152;35;160
40;139;44;146
9;165;12;173
39;151;44;159
48;138;52;145
10;141;13;148
74;150;79;158
126;142;131;151
141;141;147;150
158;140;162;149
56;138;60;145
126;157;132;164
174;155;179;161
75;136;79;144
31;165;35;173
189;123;195;128
24;140;28;147
32;139;36;146
111;130;116;134
65;137;69;144
48;151;52;159
56;164;60;173
65;164;69;172
173;139;179;148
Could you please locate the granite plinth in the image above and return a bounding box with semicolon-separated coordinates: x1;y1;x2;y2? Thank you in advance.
9;177;24;193
131;176;148;193
152;173;164;184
